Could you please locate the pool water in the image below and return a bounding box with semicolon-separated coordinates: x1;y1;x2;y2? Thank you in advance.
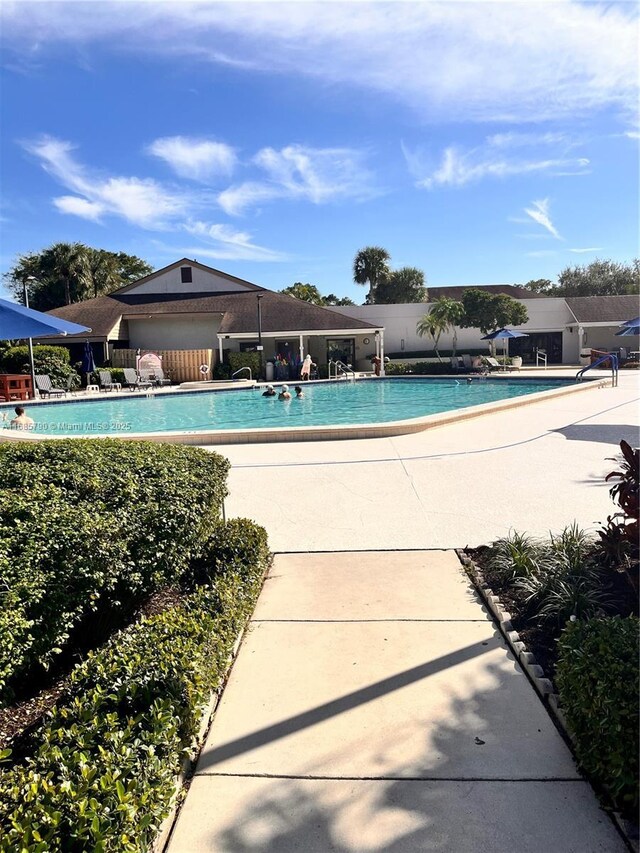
9;378;575;436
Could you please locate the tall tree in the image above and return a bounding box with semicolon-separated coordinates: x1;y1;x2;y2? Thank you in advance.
557;259;639;296
374;267;428;304
5;243;153;310
280;282;326;305
416;311;448;362
353;246;391;304
522;278;555;294
428;297;465;356
280;283;355;306
460;288;528;355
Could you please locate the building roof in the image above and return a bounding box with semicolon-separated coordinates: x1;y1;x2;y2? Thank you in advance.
48;289;379;339
428;284;544;300
113;257;266;294
565;295;640;323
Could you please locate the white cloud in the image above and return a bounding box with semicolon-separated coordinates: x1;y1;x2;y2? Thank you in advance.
524;198;562;240
218;144;375;215
181;220;287;261
53;195;105;221
2;2;636;125
570;247;604;254
147;136;237;181
24;136;187;227
406;141;589;190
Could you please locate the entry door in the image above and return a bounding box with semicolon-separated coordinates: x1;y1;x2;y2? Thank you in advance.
326;338;355;366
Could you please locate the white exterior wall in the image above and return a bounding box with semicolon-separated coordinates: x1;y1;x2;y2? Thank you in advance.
127;265;254;295
335;298;580;362
127;315;222;350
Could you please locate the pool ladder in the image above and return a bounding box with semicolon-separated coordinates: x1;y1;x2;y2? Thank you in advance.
231;367;252;381
328;360;356;381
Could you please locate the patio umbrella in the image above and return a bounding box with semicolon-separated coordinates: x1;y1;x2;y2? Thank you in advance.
81;340;96;385
615;316;640;336
0;297;90;397
481;328;529;369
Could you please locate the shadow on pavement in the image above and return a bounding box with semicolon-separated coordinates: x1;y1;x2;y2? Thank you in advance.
552;424;638;446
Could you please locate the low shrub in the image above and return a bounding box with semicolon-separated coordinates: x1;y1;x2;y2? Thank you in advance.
384;362;414;375
228;350;261;378
0;345;74;387
0;440;230;704
212;363;231;380
556;616;639;815
0;523;269;851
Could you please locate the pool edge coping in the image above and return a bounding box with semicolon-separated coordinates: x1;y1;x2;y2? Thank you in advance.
0;378;603;445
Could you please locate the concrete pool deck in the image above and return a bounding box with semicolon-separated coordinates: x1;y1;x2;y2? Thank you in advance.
217;371;639;550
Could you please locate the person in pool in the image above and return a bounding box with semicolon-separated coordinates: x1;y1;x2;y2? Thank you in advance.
278;384;291;400
262;384;276;397
294;386;304;398
10;405;34;429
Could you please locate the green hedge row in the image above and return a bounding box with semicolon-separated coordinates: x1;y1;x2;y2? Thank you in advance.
0;345;75;388
556;616;639;815
0;518;271;852
0;440;230;705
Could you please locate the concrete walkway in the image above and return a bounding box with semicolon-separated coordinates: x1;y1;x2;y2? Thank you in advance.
169;551;626;852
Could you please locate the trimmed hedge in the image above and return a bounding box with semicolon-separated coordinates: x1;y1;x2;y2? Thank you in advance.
0;345;75;387
0;440;230;705
556;616;639;814
0;519;270;851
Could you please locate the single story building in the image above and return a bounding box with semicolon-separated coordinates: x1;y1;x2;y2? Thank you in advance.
46;259;385;380
45;259;638;377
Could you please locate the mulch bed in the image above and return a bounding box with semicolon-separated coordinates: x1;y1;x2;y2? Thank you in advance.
465;545;638;683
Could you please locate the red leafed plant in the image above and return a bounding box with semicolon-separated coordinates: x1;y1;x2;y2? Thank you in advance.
599;440;639;595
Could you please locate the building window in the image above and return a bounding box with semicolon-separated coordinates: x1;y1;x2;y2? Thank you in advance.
180;266;192;283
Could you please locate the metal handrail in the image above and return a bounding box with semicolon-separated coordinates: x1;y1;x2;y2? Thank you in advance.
231;367;252;381
328;359;356;380
576;353;618;387
535;349;547;368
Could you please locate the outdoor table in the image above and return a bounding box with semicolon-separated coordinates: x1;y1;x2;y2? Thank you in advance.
0;374;33;401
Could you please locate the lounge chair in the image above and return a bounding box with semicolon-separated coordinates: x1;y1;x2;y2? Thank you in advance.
123;367;152;390
98;370;122;392
484;357;519;373
450;356;462;371
140;367;171;387
35;374;66;398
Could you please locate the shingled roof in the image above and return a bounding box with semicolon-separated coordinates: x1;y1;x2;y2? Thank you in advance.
565;295;640;323
48;289;379;339
427;284;543;300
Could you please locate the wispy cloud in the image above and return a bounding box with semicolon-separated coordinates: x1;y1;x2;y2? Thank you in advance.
523;198;562;240
2;3;637;125
218;144;376;215
23;136;187;228
147;136;237;182
181;221;287;262
570;247;604;254
405;135;590;190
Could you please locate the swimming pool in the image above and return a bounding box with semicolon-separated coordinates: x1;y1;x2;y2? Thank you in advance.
2;377;581;439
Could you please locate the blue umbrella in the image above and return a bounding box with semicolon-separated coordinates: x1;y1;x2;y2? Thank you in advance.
0;298;90;340
615;326;639;337
481;327;529;369
81;341;96;378
0;298;90;398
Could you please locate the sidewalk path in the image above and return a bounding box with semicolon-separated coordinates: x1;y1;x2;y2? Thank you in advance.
168;551;625;852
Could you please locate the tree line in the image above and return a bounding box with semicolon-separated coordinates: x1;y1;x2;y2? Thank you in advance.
4;243;153;311
522;259;639;298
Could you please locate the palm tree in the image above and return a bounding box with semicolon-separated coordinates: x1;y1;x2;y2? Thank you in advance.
40;242;92;306
353;246;391;304
416;311;448;362
87;249;122;299
428;297;465;357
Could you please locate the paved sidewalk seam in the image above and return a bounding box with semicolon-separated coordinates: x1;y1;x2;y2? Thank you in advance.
251;618;490;624
198;772;587;783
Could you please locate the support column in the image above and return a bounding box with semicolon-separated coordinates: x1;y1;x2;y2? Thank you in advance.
218;336;224;365
379;329;385;376
299;334;304;362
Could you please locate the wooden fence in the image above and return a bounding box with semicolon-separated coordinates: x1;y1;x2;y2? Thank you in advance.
111;349;214;383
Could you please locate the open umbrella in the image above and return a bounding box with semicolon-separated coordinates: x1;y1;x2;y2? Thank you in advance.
615;316;640;337
0;298;90;398
481;327;529;370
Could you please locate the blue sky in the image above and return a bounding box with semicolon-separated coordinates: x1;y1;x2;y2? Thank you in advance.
1;1;638;302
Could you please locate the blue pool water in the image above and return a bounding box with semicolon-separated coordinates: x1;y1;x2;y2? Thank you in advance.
6;378;576;436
